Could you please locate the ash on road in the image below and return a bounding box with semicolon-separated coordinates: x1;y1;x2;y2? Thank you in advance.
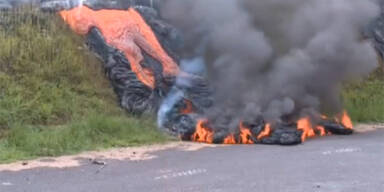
1;127;383;192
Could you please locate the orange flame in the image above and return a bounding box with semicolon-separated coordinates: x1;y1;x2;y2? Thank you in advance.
316;126;326;136
239;122;254;144
59;6;179;89
223;134;237;144
191;120;214;143
340;110;353;129
297;117;316;142
257;123;271;140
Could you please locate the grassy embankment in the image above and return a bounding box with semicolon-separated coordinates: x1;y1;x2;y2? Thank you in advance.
0;8;169;163
343;69;384;123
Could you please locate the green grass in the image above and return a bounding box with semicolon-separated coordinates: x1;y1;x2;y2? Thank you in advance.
0;8;170;163
343;71;384;123
0;8;120;128
0;115;170;163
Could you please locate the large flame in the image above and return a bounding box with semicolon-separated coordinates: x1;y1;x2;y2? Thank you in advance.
59;6;179;88
223;134;236;144
316;125;327;136
340;110;353;129
191;120;214;143
239;122;254;144
257;123;271;140
297;117;316;142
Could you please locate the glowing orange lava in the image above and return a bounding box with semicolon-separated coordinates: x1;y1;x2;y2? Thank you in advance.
59;6;179;89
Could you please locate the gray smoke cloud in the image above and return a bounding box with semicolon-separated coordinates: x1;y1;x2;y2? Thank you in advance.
160;0;380;127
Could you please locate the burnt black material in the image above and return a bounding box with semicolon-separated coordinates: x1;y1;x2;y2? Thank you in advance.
321;121;354;135
258;127;302;145
83;5;185;114
86;28;159;114
170;114;197;139
174;117;303;145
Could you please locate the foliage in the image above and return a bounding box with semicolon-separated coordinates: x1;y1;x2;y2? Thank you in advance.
343;70;384;123
0;115;170;163
0;8;169;163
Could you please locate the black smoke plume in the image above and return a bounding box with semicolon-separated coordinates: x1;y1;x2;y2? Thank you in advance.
160;0;380;130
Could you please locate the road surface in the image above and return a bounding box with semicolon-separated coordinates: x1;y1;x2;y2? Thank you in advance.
1;129;383;192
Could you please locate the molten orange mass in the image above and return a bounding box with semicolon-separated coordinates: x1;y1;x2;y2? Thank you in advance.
60;6;179;88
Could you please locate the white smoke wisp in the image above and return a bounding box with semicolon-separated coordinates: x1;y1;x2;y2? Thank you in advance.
157;57;206;128
157;87;184;128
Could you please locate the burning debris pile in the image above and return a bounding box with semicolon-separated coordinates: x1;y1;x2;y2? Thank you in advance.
53;0;380;145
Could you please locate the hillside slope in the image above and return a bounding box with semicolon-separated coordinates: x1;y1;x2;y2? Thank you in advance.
0;8;168;163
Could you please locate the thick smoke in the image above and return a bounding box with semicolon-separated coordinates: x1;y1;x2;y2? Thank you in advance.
160;0;380;128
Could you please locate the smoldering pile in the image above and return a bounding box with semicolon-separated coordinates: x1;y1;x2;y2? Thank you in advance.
158;0;380;144
39;0;382;145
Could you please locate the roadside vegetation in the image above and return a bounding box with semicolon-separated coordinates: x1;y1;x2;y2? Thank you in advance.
0;8;169;163
343;69;384;123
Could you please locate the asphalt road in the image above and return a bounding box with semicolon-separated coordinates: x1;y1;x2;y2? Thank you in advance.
1;130;383;192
